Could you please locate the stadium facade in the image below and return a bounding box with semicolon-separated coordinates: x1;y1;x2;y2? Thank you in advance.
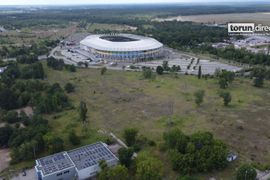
80;34;163;62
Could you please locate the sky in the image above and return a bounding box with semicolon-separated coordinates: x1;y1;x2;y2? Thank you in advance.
0;0;266;5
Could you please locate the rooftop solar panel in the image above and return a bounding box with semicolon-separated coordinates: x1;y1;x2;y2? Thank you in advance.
36;152;75;176
67;142;118;171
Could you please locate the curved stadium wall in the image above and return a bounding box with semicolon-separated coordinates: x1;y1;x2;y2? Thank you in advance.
80;34;164;62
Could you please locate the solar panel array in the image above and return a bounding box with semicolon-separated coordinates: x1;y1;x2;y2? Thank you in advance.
67;142;117;170
37;152;75;175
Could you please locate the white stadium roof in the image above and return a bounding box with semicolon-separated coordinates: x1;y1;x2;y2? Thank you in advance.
80;34;163;52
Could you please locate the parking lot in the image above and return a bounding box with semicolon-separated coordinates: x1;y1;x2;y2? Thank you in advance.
51;33;242;75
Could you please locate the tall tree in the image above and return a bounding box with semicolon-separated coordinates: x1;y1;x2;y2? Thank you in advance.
118;147;134;168
78;101;88;123
198;65;202;79
251;67;266;88
123;128;138;146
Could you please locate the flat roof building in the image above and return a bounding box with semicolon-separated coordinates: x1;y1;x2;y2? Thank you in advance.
35;142;118;180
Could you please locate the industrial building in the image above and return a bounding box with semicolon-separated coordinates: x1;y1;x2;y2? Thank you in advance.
80;33;164;62
35;142;118;180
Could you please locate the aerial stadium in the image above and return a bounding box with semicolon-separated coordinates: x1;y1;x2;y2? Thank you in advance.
80;34;164;62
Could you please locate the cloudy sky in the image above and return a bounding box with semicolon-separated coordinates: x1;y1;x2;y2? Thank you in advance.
0;0;265;5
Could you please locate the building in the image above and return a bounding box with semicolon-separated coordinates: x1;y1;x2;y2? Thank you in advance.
80;33;163;62
35;142;118;180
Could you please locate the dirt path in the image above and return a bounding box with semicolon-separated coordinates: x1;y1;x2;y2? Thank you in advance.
0;149;11;172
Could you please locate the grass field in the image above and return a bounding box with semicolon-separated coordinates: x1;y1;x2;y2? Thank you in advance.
154;12;270;25
41;63;270;178
0;23;78;46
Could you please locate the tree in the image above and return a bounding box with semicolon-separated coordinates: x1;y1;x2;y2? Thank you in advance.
50;137;64;153
164;128;228;174
251;67;266;88
21;62;45;79
65;64;76;72
219;91;232;106
118;147;134;168
78;101;87;123
163;128;189;153
236;164;257;180
177;176;198;180
217;70;235;89
194;90;205;106
123;128;138;146
47;57;64;70
64;83;75;93
136;152;163;180
107;165;129;180
162;61;170;71
198;65;202;79
101;67;107;75
0;125;13;147
171;65;181;72
98;163;128;180
68;130;80;145
0;88;18;110
3;111;19;123
156;66;164;75
43;133;64;153
98;160;110;180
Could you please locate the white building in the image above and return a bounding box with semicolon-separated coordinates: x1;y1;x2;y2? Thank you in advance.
80;33;164;62
35;142;118;180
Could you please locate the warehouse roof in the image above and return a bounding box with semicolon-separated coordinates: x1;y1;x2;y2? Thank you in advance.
80;33;163;52
67;142;118;171
35;142;118;177
36;152;75;176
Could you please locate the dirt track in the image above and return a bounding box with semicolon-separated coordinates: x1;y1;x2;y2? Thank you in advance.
0;149;10;172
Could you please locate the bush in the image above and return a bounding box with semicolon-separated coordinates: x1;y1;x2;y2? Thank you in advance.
105;137;116;145
64;83;75;93
194;90;205;106
156;66;164;75
236;164;257;180
219;91;232;106
68;130;80;145
142;68;155;79
101;67;107;75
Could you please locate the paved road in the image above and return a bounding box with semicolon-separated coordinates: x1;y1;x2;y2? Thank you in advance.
10;168;35;180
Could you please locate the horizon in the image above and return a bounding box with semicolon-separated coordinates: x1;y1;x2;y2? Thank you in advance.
0;0;269;6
